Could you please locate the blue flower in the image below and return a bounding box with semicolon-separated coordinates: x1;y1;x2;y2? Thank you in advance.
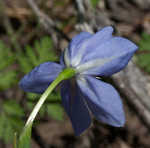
19;26;138;136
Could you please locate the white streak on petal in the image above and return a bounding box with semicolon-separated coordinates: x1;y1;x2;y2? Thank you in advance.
76;57;113;73
71;39;89;67
64;48;70;67
77;75;96;99
75;51;128;73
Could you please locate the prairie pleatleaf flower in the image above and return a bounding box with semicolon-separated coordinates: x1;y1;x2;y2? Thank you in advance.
20;26;138;136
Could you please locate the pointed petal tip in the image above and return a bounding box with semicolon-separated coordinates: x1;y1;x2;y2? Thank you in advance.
95;26;114;38
113;116;125;127
115;37;138;52
19;77;27;91
73;120;91;136
98;111;125;128
71;108;91;136
118;120;125;127
74;129;83;136
19;76;37;93
98;26;114;32
101;26;114;32
108;110;126;127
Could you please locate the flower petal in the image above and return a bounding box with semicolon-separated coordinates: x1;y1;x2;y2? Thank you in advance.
66;32;92;67
77;37;138;76
77;75;125;127
19;62;63;93
69;26;113;67
82;26;114;55
69;32;92;58
60;52;65;68
61;80;91;136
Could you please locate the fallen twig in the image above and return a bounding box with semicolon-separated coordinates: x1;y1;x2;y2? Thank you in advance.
27;0;70;49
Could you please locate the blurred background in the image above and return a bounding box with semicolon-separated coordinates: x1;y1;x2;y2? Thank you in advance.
0;0;150;147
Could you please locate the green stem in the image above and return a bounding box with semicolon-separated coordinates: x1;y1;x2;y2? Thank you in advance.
25;67;76;127
25;74;62;126
18;68;76;148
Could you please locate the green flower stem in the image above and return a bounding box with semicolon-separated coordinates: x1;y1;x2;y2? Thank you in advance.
25;77;61;126
25;67;76;126
18;67;76;148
